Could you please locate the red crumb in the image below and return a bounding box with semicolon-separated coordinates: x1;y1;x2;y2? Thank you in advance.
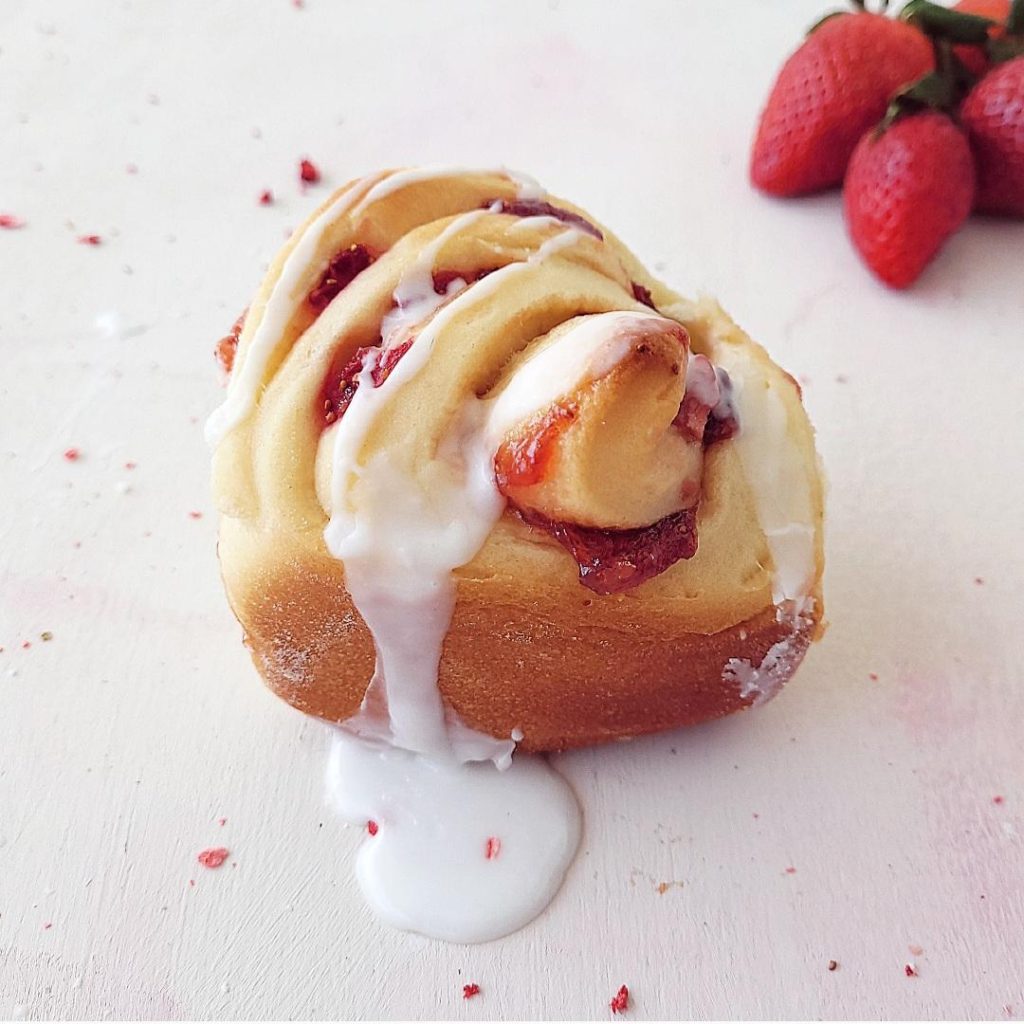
299;158;320;184
485;836;501;860
993;795;1005;805
0;214;26;229
125;461;137;470
258;189;273;206
188;511;203;520
827;960;838;971
908;944;924;956
974;577;985;585
462;984;480;1000
197;847;230;869
21;641;31;650
126;163;138;175
292;0;304;7
43;922;52;930
63;447;81;462
218;817;227;826
610;985;630;1014
905;963;917;977
366;820;379;836
752;812;760;819
785;866;797;874
77;234;102;246
869;672;879;682
189;878;195;887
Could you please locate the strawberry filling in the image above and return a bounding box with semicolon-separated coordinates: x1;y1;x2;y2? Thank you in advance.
515;505;699;595
321;337;414;424
485;198;603;239
308;244;377;312
214;310;246;374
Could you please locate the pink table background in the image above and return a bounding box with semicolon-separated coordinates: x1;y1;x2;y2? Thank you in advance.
1;0;1022;1018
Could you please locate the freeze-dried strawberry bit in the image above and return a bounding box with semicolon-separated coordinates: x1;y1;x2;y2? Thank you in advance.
308;244;376;312
484;837;501;860
77;234;102;246
218;817;227;826
993;795;1005;805
485;198;604;239
495;404;578;490
197;847;230;868
785;866;797;874
462;984;481;1000
258;190;273;206
827;960;838;971
905;963;918;977
299;158;321;184
366;820;379;836
63;447;81;462
516;505;698;596
215;310;246;374
631;282;657;309
1;214;26;229
610;985;630;1014
188;511;203;520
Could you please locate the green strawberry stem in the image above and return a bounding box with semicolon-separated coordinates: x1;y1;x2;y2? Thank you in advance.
900;0;996;43
1008;0;1024;35
877;39;973;132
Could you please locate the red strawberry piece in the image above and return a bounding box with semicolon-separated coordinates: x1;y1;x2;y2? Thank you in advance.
952;0;1010;77
960;56;1024;216
843;112;975;287
752;13;934;196
299;158;320;184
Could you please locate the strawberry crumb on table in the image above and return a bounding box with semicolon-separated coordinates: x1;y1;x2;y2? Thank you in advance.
197;847;230;869
610;985;630;1014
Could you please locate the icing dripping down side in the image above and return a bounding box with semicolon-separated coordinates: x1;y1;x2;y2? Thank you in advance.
711;344;816;605
326;732;581;944
324;228;586;760
722;605;814;706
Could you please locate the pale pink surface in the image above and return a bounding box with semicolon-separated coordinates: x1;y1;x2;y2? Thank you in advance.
1;0;1022;1019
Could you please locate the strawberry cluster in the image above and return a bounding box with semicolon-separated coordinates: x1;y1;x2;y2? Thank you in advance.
751;0;1024;287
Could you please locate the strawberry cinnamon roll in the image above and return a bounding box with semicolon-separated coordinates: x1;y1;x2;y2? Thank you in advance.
208;167;825;752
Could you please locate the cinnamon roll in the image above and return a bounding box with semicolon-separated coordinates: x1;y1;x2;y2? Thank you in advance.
208;167;825;753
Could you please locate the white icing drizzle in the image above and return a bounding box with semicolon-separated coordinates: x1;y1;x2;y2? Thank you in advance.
325;228;585;758
351;164;543;218
482;311;673;446
205;174;377;447
378;206;492;347
326;731;580;944
206;166;542;449
321;226;604;942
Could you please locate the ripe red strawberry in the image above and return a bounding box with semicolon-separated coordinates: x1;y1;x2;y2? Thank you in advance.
843;112;975;287
751;13;934;196
960;56;1024;216
952;0;1010;77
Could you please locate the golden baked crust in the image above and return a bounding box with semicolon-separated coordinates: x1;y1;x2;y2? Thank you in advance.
211;169;826;751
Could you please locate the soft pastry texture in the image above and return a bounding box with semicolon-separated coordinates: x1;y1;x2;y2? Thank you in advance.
210;167;825;752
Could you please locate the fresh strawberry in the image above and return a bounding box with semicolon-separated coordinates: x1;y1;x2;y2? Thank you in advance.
843;112;975;287
751;13;934;196
960;56;1024;216
952;0;1010;76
